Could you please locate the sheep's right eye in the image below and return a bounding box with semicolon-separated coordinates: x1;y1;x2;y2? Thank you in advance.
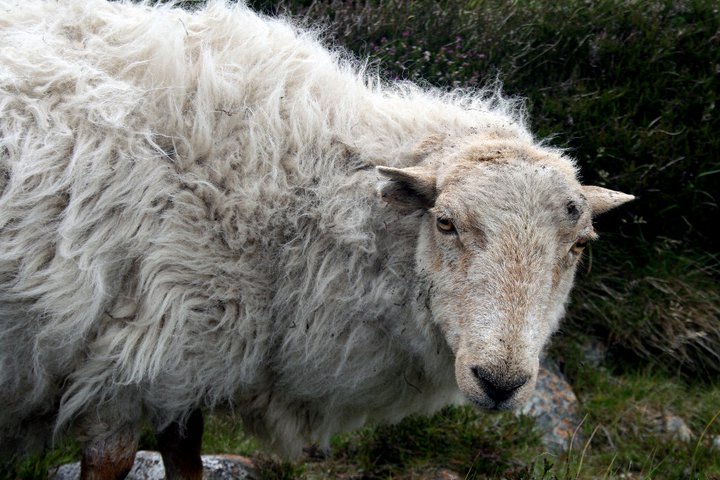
436;218;456;234
571;238;588;255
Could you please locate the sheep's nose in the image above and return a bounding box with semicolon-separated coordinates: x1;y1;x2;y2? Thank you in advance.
471;367;529;403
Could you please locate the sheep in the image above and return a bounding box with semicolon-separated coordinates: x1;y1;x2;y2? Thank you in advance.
0;0;634;478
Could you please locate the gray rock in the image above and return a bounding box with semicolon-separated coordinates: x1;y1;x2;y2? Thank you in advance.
517;359;584;451
49;451;257;480
663;413;694;442
579;340;607;368
417;468;462;480
48;461;81;480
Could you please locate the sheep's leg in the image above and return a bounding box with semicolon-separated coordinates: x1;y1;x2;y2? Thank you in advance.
80;422;139;480
157;408;204;480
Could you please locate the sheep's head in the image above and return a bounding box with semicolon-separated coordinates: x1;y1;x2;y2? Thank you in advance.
378;134;633;410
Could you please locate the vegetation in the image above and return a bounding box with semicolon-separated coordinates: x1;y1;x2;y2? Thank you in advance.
3;0;719;478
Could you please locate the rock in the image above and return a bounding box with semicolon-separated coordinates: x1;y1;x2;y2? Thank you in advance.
417;468;462;480
201;454;257;479
579;340;607;368
625;405;694;443
49;451;257;480
517;358;584;451
662;413;693;442
48;461;81;480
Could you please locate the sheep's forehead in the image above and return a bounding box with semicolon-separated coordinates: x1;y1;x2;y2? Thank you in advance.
433;155;590;237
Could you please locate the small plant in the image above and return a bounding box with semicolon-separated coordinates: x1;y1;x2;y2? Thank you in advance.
252;452;302;480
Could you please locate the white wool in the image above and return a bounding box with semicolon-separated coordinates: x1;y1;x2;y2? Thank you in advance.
0;0;563;457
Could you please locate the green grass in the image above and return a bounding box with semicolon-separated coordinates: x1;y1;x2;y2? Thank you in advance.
568;247;720;380
200;410;259;455
558;345;720;479
321;406;541;478
2;444;80;480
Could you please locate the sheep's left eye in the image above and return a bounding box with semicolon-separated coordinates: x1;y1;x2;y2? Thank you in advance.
571;238;588;254
436;218;456;234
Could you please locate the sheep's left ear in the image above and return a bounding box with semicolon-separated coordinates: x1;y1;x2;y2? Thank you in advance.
377;165;437;210
582;185;635;216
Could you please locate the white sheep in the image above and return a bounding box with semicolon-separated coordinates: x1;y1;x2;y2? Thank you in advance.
0;0;633;478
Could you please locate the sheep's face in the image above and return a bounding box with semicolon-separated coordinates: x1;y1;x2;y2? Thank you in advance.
378;135;633;410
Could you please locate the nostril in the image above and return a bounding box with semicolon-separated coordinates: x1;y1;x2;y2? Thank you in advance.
471;366;529;403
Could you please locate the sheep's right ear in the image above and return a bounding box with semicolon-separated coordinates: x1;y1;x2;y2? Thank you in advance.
377;165;437;210
582;185;635;216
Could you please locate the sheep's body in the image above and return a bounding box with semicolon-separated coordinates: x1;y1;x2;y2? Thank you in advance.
0;0;631;467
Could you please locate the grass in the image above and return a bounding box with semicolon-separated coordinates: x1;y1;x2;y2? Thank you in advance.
568;247;720;380
2;445;80;480
563;352;720;478
200;410;259;455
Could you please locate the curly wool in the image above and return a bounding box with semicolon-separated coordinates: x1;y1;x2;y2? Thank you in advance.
0;0;532;456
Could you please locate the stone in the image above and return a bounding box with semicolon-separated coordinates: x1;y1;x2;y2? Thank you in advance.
579;340;607;368
49;451;257;480
663;413;694;442
517;358;584;451
417;468;462;480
